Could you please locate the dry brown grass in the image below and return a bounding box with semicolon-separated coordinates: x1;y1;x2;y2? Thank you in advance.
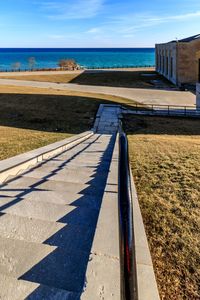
0;85;137;160
124;115;200;300
0;127;70;160
0;73;80;83
0;70;173;89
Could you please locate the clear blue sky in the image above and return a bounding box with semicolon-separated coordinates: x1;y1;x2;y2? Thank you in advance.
1;0;200;47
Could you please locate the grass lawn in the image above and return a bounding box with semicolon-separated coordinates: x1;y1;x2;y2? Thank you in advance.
0;70;173;89
0;73;80;84
124;115;200;300
0;85;137;160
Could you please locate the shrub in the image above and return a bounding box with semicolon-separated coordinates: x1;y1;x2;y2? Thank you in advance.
58;59;79;70
28;57;36;69
11;62;21;70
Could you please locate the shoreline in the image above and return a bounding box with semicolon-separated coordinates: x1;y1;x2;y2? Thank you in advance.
0;67;155;76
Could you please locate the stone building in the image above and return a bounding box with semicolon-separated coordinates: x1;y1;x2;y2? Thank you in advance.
196;83;200;107
156;34;200;86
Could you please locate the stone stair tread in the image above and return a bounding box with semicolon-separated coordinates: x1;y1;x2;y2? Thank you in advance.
0;236;55;279
0;273;80;300
36;179;105;195
0;212;100;254
1;176;42;189
23;166;95;179
22;190;102;207
1;199;75;222
0;129;119;298
0;213;65;244
0;235;91;292
22;169;106;184
22;164;102;178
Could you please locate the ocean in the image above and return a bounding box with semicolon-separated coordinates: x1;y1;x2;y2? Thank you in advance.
0;48;155;71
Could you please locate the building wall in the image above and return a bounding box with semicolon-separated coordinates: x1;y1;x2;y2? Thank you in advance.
156;39;200;86
177;39;200;84
196;83;200;107
155;43;177;84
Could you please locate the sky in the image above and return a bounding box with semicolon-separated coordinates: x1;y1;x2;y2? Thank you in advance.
0;0;200;47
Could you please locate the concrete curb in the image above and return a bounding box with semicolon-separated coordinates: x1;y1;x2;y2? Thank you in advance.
130;172;160;300
0;131;93;185
91;104;104;132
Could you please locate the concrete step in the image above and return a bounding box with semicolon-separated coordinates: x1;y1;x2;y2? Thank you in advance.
0;236;88;292
0;273;80;300
1;199;75;222
22;168;100;184
35;178;105;195
0;213;64;244
0;236;55;279
2;176;42;189
43;159;109;169
22;190;102;208
58;162;110;172
0;129;118;298
0;212;99;255
21;164;105;180
1;197;100;226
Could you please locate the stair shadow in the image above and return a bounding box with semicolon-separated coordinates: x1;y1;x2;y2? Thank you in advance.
8;134;116;296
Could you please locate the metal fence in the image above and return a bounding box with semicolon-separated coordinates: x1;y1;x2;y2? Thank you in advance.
0;65;155;73
123;104;200;118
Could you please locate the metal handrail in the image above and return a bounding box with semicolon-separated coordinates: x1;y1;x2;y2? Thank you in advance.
122;103;200;117
118;122;138;300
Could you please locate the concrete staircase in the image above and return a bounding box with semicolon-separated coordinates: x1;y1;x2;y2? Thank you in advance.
0;106;121;299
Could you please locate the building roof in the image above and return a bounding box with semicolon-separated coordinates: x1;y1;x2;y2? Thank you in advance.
170;34;200;43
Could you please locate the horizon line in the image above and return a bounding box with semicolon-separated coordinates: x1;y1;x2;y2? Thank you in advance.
0;47;155;49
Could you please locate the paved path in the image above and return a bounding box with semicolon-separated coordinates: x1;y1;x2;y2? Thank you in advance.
0;78;195;106
0;107;120;299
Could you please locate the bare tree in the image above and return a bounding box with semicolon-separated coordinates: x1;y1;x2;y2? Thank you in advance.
58;59;79;70
11;62;21;71
28;57;36;70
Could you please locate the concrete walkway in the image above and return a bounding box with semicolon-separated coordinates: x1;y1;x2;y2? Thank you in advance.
0;78;195;106
0;107;121;299
0;104;161;299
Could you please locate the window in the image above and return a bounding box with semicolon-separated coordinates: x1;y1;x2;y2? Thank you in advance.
199;59;200;82
162;56;165;72
166;57;168;75
170;57;173;78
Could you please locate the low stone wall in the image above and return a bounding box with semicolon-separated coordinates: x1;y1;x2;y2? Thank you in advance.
0;131;93;185
196;83;200;108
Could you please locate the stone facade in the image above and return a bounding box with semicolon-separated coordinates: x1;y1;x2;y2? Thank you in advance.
196;83;200;108
156;35;200;86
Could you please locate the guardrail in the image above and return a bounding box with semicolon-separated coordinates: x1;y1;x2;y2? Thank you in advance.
118;122;138;300
123;103;200;117
0;65;155;73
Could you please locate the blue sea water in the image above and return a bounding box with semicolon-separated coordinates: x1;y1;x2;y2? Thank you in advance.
0;48;155;70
